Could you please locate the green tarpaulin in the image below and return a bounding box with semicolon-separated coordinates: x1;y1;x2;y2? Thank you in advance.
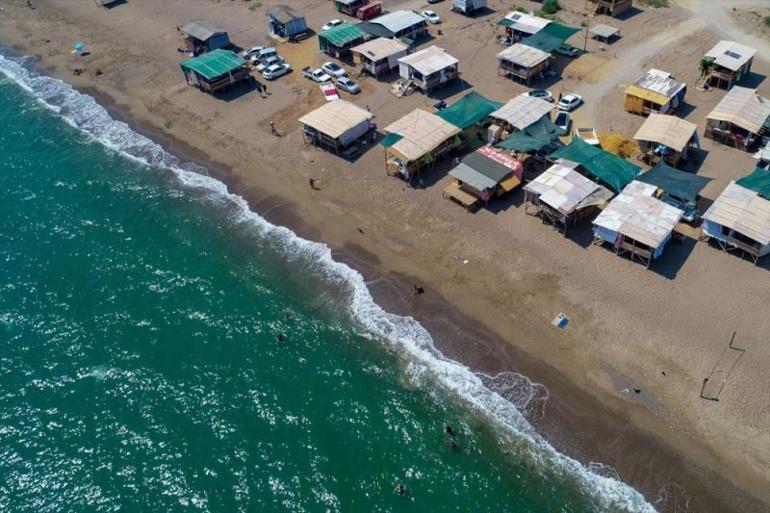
736;168;770;200
318;23;366;50
637;161;712;204
499;18;514;27
180;49;244;81
496;116;560;153
380;133;403;148
521;23;580;53
437;92;503;130
549;137;640;192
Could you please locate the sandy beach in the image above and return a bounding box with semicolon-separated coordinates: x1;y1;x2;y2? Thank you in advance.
2;0;769;511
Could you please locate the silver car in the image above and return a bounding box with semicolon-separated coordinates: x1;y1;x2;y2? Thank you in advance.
336;77;361;94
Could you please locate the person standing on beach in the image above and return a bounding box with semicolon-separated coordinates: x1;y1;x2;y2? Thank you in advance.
270;121;278;136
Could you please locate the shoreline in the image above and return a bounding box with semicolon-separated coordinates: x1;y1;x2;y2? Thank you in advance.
2;1;769;511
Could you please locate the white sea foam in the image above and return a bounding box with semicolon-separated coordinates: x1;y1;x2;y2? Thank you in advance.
0;53;658;513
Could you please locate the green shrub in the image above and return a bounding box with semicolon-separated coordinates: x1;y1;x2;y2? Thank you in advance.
640;0;669;7
541;0;561;15
764;15;770;27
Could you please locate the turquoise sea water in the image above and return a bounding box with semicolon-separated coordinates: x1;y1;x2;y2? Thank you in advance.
0;53;657;513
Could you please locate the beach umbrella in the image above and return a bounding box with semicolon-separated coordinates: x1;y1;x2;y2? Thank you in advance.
72;42;86;54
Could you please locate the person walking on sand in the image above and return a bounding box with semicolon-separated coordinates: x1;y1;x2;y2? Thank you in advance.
270;120;278;136
308;177;319;190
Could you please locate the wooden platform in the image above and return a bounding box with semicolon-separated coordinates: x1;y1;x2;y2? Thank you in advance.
443;182;478;211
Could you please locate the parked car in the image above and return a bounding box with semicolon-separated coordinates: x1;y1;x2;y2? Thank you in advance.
336;76;361;94
241;46;265;60
256;55;284;73
249;47;277;64
321;61;347;79
302;66;333;83
554;111;571;136
322;19;344;31
427;0;443;3
558;93;583;112
555;44;579;58
523;89;553;102
320;82;339;102
421;10;441;24
262;63;292;80
355;1;382;20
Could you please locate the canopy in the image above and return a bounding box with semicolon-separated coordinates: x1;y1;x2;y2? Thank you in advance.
496;115;560;153
489;95;553;131
497;43;550;68
319;23;365;48
437;92;502;129
380;133;403;148
180;49;243;81
524;163;608;215
357;21;394;39
450;163;498;191
590;24;619;39
383;109;460;162
298;100;373;141
707;86;770;135
499;12;551;35
633;113;697;153
370;10;425;34
352;37;407;61
521;23;580;53
736;168;770;200
703;182;770;246
636;161;711;204
549;137;640;192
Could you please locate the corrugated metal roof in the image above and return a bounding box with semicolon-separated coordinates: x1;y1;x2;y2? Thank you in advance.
705;40;757;72
590;24;619;38
384;108;460;162
371;10;426;34
633;113;697;153
450;163;498;191
268;5;303;24
398;46;458;76
502;11;551;35
180;49;244;81
319;23;366;47
489;95;553;130
593;181;683;249
298;100;373;139
624;85;669;106
352;37;407;61
524;163;603;215
703;182;770;245
628;69;685;99
496;44;550;68
182;20;227;42
707;86;770;135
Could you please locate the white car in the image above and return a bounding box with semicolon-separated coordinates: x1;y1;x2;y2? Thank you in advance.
336;76;361;94
256;55;284;73
302;66;333;83
249;47;277;64
322;19;344;31
262;63;292;80
321;61;347;79
555;44;579;58
241;46;265;60
421;10;441;24
558;94;583;112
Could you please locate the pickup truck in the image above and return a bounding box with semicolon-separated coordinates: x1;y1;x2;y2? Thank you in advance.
575;127;600;146
302;66;332;83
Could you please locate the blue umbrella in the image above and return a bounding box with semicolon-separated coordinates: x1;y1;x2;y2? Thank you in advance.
73;42;86;54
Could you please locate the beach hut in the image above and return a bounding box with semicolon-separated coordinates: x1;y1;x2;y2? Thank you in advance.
498;12;551;42
318;23;367;58
398;46;459;94
633;113;699;168
496;44;551;85
704;86;770;151
436;92;502;142
636;161;711;223
298;100;374;155
548;137;641;193
351;38;408;77
267;6;309;41
624;69;686;116
702;180;770;263
592;181;684;268
367;10;428;42
586;0;632;17
589;24;620;44
181;20;230;54
702;41;757;90
180;49;250;95
495;116;561;156
520;23;580;54
523;162;612;235
444;145;523;210
381;109;461;182
334;0;368;16
488;95;554;136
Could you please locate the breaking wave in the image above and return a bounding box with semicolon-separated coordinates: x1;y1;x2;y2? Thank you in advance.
0;52;657;513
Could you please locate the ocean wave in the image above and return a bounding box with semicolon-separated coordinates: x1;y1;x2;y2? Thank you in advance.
0;52;657;513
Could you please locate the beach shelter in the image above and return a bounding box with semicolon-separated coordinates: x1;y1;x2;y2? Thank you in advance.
351;37;408;77
496;44;551;84
298;100;374;154
702;181;770;263
524;162;612;235
736;168;770;201
496;116;560;154
318;23;367;57
444;146;523;210
705;86;770;151
488;95;554;134
624;69;686;116
703;41;757;90
180;49;249;94
398;46;459;94
549;137;641;192
633;113;698;167
590;24;620;43
499;12;551;40
592;181;684;267
636;161;711;222
437;92;502;130
520;23;580;54
181;20;230;53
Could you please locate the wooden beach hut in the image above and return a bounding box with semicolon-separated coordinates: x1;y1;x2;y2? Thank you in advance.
585;0;632;17
636;161;711;223
398;46;459;94
443;145;523;210
704;86;770;151
318;23;367;59
702;41;757;90
633;113;698;168
548;137;641;193
488;95;554;136
496;44;551;85
381;109;461;183
592;181;684;268
624;69;686;116
298;100;374;155
267;6;309;41
702;179;770;264
180;49;250;95
181;20;230;54
351;38;408;77
523;162;612;235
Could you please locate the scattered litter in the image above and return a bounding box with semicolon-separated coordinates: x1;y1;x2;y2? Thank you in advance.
552;313;569;329
462;259;469;264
